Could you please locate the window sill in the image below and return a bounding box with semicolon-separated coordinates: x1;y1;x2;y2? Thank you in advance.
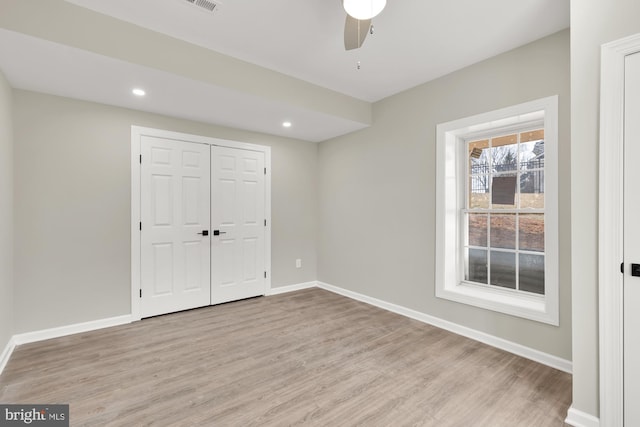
436;281;558;325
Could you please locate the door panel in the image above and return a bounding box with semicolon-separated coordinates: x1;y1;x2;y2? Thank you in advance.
141;136;211;318
624;51;640;426
211;146;266;304
152;243;173;295
152;175;172;225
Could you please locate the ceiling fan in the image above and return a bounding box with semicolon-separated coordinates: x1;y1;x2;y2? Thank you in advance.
342;0;386;51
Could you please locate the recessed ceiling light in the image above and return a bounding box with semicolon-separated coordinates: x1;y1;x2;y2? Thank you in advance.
132;88;146;97
282;121;292;128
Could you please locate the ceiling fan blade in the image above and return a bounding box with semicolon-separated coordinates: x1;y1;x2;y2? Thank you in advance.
344;15;371;50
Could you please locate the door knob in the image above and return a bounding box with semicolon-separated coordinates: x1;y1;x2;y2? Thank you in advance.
197;230;209;236
632;263;640;277
213;230;226;236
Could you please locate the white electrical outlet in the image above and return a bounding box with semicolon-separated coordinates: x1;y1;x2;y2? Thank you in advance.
296;259;302;268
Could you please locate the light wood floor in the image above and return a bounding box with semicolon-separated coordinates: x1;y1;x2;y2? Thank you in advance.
0;288;571;426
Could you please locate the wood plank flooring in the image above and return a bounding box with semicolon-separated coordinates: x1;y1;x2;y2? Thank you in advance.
0;288;572;426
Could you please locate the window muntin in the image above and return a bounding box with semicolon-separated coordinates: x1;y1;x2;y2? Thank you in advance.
463;128;545;295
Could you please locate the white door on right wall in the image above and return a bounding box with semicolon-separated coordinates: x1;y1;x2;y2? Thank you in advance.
624;51;640;426
210;146;266;305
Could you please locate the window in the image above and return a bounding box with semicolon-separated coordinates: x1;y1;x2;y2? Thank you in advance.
435;96;558;325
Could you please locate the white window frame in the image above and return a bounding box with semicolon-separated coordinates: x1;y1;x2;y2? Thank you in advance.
435;96;559;325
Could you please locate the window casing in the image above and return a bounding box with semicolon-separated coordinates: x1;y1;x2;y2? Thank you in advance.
435;96;559;325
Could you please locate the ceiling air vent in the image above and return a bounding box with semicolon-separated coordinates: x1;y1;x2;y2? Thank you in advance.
183;0;220;13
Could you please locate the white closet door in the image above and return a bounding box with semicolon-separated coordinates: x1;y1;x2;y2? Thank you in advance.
624;51;640;426
211;146;266;304
140;136;211;318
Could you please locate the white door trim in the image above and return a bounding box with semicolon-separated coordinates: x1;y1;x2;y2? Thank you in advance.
599;32;640;426
131;126;271;321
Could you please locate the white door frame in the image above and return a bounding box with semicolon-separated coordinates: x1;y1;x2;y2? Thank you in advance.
599;32;640;426
131;126;272;321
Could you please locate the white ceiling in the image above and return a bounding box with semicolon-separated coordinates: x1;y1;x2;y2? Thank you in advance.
0;29;367;142
0;0;569;142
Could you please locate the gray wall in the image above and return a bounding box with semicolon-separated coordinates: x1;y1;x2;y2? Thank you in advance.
570;0;640;418
13;90;317;334
0;71;13;351
318;30;571;359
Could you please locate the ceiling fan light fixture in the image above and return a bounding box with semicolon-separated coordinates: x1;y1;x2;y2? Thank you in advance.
343;0;386;20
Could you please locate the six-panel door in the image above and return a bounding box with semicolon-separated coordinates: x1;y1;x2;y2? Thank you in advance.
211;146;266;305
140;137;211;318
140;136;267;317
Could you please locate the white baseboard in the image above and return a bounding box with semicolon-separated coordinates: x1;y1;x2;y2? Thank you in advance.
0;336;16;376
0;315;133;376
565;406;600;427
12;315;133;346
267;281;316;296
317;281;572;374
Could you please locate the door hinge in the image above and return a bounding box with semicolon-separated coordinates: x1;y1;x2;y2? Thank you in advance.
139;222;142;231
264;271;267;278
621;262;624;274
139;289;142;298
264;219;267;226
139;154;142;164
264;167;266;175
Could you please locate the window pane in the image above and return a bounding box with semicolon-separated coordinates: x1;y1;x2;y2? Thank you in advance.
490;213;515;249
491;174;517;208
520;170;544;209
468;214;488;247
469;176;490;208
519;214;544;252
469;139;490;209
519;253;545;294
469;139;490;172
490;251;516;289
520;129;544;143
466;249;487;284
490;137;518;173
519;139;544;162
